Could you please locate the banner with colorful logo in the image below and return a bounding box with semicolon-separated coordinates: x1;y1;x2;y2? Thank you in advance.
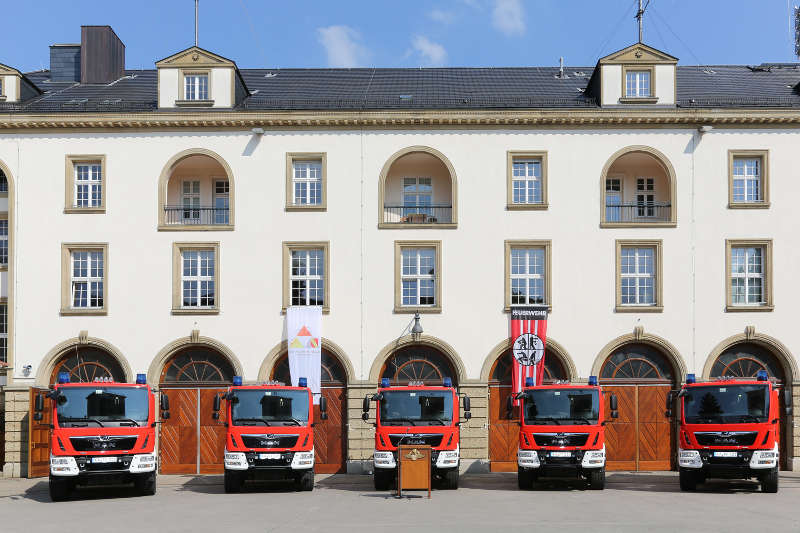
287;306;322;404
510;306;548;402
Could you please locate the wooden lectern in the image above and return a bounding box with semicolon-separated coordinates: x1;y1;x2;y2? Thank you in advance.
397;444;432;498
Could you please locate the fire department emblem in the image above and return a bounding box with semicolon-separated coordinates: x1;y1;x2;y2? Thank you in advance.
513;333;544;366
405;448;425;461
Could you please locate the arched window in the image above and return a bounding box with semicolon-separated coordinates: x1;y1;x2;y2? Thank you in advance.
711;342;785;383
380;344;457;386
50;346;126;384
160;347;235;385
271;349;346;385
491;348;567;384
601;343;674;382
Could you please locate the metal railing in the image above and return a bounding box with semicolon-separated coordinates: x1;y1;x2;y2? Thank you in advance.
382;205;453;224
164;206;230;225
604;202;671;223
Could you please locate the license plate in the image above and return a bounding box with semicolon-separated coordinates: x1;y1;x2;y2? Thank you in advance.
258;453;281;460
550;451;571;457
714;451;738;458
91;456;117;464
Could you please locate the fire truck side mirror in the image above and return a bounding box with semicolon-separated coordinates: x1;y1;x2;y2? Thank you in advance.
785;390;793;415
213;394;221;413
33;412;42;421
160;394;170;412
361;412;369;422
609;394;618;412
34;393;44;412
362;396;371;413
505;395;513;417
464;411;472;421
665;391;674;418
463;395;471;412
319;396;328;420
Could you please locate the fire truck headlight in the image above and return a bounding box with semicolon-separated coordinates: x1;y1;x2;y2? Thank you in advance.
581;446;606;468
224;451;249;471
373;451;396;469
129;454;157;473
435;448;459;468
678;449;703;469
749;445;779;469
517;449;540;468
50;455;79;476
291;450;315;470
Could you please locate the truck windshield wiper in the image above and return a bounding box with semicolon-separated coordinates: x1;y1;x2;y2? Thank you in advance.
564;418;592;425
530;417;561;425
735;414;763;423
420;418;449;425
233;418;270;426
60;417;105;427
275;418;303;426
107;418;140;427
383;417;417;426
690;415;723;424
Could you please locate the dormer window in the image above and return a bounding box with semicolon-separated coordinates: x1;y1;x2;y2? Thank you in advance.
625;70;651;98
156;46;249;109
184;73;209;101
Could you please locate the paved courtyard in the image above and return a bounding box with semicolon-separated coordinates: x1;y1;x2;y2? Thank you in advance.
0;472;798;532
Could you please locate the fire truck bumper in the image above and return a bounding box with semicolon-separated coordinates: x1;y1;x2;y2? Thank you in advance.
225;449;315;473
50;453;157;477
373;447;459;471
518;447;605;477
678;446;778;478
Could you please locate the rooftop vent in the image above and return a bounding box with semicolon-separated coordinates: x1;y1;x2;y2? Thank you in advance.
81;26;125;84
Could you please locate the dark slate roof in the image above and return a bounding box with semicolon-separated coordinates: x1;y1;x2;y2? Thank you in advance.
2;64;800;113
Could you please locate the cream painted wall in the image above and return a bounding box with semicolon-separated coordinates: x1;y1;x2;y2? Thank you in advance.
211;69;232;108
0;127;798;387
158;69;179;107
601;65;622;105
1;76;18;102
655;65;676;105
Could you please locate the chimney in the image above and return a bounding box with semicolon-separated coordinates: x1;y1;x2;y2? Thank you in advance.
80;26;125;84
49;44;81;82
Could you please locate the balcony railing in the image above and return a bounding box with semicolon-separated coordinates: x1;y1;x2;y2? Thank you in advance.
382;205;453;224
164;206;230;225
604;202;671;223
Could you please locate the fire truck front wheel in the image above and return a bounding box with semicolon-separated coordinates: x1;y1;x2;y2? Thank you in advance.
48;476;73;502
587;468;605;490
373;469;394;490
517;467;535;490
441;468;459;490
760;469;778;493
224;470;244;493
679;469;698;491
135;472;157;496
295;469;314;492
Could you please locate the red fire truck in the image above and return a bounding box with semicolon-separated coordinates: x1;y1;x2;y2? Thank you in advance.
671;371;790;493
33;372;166;501
362;377;471;490
212;376;326;493
510;376;618;490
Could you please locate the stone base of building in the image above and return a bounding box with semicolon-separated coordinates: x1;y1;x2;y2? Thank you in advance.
2;385;30;479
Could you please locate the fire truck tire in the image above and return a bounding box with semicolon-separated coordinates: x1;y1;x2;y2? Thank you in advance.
135;472;157;496
679;470;697;491
295;469;315;491
48;476;72;502
373;470;394;490
761;469;778;493
442;468;459;490
517;467;534;490
224;470;244;493
588;469;605;490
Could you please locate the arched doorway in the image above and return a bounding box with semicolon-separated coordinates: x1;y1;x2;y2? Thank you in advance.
600;343;676;471
488;347;569;472
709;342;789;470
270;349;348;473
159;346;235;474
49;346;127;384
380;344;458;386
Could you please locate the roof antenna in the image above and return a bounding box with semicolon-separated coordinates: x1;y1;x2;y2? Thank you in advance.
559;57;564;78
635;0;650;43
195;0;199;47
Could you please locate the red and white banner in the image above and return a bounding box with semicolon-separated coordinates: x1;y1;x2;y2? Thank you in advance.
510;306;548;402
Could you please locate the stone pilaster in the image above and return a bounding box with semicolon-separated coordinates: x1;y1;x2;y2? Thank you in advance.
458;381;489;472
791;382;799;472
345;381;376;474
2;385;30;478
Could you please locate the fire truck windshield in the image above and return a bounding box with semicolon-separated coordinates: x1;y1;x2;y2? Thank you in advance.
379;391;453;426
56;387;149;427
523;389;599;425
683;384;769;424
231;389;310;426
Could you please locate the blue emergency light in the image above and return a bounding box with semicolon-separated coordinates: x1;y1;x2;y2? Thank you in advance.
525;377;534;387
588;376;598;386
232;376;242;386
136;373;147;385
381;378;390;388
686;373;696;384
57;372;70;384
757;370;768;381
298;377;308;388
443;377;452;388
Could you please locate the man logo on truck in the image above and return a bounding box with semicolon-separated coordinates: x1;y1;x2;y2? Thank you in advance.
513;333;544;366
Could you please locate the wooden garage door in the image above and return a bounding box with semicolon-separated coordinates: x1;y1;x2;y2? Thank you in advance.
28;387;51;478
160;388;227;475
488;385;518;472
314;386;347;474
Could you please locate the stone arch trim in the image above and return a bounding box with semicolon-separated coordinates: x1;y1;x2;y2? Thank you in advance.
148;335;244;385
36;337;133;386
258;337;356;384
599;144;678;225
157;148;236;228
0;159;16;382
479;337;578;383
702;332;797;382
591;331;687;382
369;334;467;384
377;145;458;226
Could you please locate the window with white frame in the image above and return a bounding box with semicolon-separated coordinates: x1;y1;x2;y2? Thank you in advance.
0;219;7;266
184;73;209;100
620;247;655;305
214;179;230;224
292;160;322;206
403;177;433;216
182;180;200;222
732;158;762;203
401;248;436;306
512;158;543;204
730;246;764;305
182;250;215;308
625;70;651;98
636;178;655;217
0;170;7;193
74;163;102;208
71;250;104;309
605;178;622;222
290;249;325;306
510;247;546;305
0;303;6;363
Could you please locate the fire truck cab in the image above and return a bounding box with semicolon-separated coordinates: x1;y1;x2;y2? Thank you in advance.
363;377;471;490
672;371;790;493
33;372;166;502
213;376;326;493
511;376;617;490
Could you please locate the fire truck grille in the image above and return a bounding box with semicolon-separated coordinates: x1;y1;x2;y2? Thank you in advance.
70;436;138;452
694;432;758;446
388;434;444;447
240;434;299;449
532;433;589;447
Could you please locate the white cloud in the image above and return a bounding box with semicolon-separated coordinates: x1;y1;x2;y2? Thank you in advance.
429;9;456;24
492;0;525;36
316;25;368;67
411;36;448;67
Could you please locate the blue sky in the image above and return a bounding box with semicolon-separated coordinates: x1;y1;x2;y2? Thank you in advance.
2;1;798;72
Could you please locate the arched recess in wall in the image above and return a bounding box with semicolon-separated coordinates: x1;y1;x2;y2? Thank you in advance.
147;335;244;386
369;334;467;386
591;330;686;382
702;331;796;382
157;148;235;229
259;337;355;384
36;337;133;386
479;336;577;383
377;145;458;227
0;160;14;379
